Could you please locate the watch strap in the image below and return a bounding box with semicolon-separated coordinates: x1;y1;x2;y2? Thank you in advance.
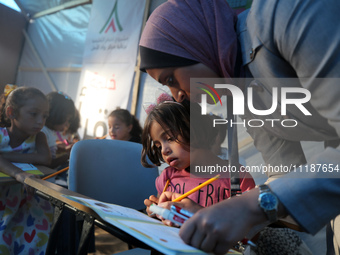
258;184;278;223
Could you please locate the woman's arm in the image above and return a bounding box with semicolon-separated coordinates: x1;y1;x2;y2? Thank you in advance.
1;132;51;166
179;187;287;254
179;166;340;254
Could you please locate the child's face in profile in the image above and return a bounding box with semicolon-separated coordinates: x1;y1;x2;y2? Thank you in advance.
12;97;49;136
146;63;221;103
150;121;190;170
53;115;71;132
108;116;132;141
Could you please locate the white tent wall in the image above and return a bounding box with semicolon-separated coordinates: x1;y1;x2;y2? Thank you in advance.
133;0;167;124
14;0;166;123
0;3;27;91
16;4;91;99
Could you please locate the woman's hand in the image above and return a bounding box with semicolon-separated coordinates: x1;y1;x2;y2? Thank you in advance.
179;189;265;254
144;195;159;217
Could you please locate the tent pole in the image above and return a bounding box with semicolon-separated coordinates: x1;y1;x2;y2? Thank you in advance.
32;0;91;19
13;0;30;21
130;0;151;116
22;29;58;91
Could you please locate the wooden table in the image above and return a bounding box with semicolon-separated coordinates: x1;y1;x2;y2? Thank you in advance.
24;177;157;255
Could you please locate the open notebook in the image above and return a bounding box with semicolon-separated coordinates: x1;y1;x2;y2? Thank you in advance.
0;163;43;177
63;195;242;255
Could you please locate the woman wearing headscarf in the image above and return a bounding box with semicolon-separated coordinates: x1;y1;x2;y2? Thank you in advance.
139;0;340;254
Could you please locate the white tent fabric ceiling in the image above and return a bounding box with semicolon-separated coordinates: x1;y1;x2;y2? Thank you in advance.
4;0;165;104
13;0;91;99
14;0;91;19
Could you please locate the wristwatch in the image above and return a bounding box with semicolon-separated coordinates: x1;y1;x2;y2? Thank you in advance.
258;184;278;223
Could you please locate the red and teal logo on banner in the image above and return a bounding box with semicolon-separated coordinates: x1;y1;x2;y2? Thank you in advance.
100;0;123;33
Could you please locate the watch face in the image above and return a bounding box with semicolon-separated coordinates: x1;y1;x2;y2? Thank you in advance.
259;193;278;210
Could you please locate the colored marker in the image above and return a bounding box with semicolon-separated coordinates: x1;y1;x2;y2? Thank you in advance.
170;205;194;218
150;204;189;226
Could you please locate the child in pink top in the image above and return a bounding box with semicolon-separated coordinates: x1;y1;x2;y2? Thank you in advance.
141;101;255;213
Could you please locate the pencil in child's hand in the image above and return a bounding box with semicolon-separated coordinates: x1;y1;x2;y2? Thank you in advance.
56;131;69;145
162;179;170;193
100;134;107;139
172;174;220;202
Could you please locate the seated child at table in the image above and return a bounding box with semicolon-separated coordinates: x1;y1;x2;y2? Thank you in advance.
56;108;81;152
0;87;53;254
107;108;142;143
141;100;255;214
42;91;76;169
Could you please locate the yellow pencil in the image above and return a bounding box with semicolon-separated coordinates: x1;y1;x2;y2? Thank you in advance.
42;166;69;180
172;174;220;202
100;134;107;139
162;179;171;193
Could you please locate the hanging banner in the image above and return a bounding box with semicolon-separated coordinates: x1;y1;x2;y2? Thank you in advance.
76;0;145;139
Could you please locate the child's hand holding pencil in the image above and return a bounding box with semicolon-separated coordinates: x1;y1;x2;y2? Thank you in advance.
144;194;159;217
157;191;203;217
144;178;170;217
148;174;220;222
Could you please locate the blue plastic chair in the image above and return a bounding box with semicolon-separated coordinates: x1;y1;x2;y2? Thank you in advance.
68;139;159;210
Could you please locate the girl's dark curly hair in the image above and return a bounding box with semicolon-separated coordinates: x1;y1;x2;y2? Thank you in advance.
67;108;81;134
0;87;47;127
141;100;217;168
45;92;76;129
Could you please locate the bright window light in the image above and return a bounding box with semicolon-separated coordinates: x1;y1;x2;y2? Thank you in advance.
0;0;20;12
